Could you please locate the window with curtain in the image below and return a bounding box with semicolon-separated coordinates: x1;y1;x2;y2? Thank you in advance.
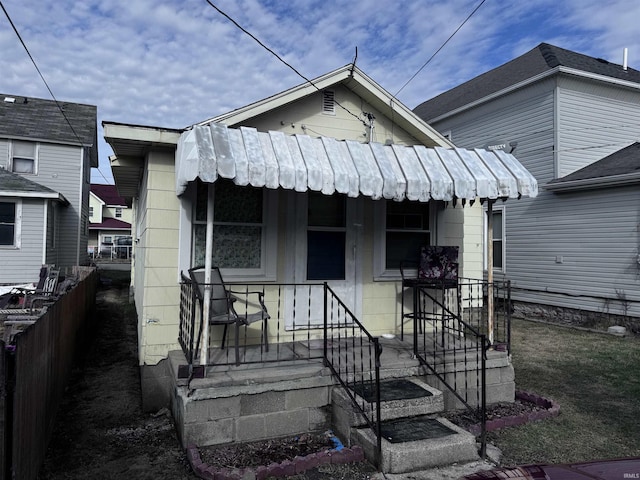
193;179;264;269
11;140;36;174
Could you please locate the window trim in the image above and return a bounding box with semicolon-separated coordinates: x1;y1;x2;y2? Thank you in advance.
484;205;505;272
373;199;434;280
0;199;22;248
188;181;278;282
10;140;38;175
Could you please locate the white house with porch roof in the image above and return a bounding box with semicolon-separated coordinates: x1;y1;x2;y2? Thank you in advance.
103;64;537;412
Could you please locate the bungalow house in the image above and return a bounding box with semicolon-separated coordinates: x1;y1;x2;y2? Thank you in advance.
414;43;640;322
104;65;537;468
89;184;132;259
0;94;97;284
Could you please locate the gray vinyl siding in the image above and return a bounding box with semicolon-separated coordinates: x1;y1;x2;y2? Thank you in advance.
557;77;640;177
34;142;84;268
0;199;46;284
0;139;8;167
428;75;640;317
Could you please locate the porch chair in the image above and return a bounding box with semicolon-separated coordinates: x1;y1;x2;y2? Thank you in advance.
400;246;459;340
188;266;270;365
11;266;60;309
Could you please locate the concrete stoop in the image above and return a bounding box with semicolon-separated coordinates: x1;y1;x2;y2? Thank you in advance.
331;378;443;442
332;378;480;474
355;416;479;474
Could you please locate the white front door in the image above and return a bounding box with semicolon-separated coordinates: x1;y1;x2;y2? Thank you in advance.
285;191;361;329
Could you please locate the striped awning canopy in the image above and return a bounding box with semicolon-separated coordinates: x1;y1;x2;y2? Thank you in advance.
175;123;538;202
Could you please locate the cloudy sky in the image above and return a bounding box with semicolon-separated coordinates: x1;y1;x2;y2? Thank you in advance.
1;0;639;183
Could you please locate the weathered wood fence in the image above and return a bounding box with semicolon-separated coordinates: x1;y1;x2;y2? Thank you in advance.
0;267;98;480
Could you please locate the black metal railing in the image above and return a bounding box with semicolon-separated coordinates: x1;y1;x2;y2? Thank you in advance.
460;278;512;353
322;284;383;469
409;278;494;458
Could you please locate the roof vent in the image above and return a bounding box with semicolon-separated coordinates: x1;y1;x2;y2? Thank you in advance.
4;97;16;103
322;90;335;115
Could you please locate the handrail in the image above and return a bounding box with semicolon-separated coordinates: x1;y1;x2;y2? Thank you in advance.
323;283;382;469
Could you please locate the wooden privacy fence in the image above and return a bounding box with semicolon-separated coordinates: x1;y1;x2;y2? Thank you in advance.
0;267;98;480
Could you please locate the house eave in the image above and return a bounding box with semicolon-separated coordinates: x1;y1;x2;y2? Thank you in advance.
0;190;69;204
203;65;452;148
546;172;640;192
426;66;640;124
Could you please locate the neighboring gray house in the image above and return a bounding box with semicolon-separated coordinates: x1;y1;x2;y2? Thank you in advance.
0;94;98;284
414;43;640;318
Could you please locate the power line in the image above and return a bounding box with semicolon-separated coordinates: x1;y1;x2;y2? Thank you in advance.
0;0;112;185
393;0;488;99
203;0;369;127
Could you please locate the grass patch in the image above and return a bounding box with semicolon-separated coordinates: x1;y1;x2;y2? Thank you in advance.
489;318;640;466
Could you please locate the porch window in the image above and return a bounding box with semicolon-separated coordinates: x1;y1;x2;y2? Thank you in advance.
374;200;432;278
192;179;277;277
385;201;431;269
0;201;20;247
11;141;36;174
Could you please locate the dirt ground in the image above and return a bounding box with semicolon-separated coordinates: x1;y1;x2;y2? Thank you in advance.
36;275;377;480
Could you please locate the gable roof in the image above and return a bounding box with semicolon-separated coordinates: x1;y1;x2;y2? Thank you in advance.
203;64;453;148
91;184;127;206
0;168;68;203
89;218;131;230
414;43;640;122
0;93;98;166
547;142;640;192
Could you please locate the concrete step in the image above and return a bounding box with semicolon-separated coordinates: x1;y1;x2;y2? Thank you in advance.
332;377;444;444
354;415;479;473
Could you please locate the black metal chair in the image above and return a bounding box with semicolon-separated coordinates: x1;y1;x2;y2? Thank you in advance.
188;266;270;365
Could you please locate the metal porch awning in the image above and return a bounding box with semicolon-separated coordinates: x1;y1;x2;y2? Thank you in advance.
175;123;538;201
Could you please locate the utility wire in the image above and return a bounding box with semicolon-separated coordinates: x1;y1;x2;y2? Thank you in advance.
393;0;488;99
203;0;369;127
0;0;112;184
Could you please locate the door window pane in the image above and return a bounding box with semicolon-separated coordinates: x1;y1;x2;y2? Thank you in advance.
307;231;345;280
308;193;345;227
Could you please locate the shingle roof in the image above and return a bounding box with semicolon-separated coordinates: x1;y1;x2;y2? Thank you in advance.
91;184;127;206
0;94;97;145
0;168;65;201
548;142;640;185
414;43;640;121
89;218;131;230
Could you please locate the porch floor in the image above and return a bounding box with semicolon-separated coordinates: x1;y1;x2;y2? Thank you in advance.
173;330;508;389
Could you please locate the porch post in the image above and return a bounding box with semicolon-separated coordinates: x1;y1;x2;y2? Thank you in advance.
200;183;215;365
487;200;494;345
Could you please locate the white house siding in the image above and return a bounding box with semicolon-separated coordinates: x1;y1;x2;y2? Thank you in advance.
557;77;640;177
245;87;421;147
0;199;46;284
135;150;182;365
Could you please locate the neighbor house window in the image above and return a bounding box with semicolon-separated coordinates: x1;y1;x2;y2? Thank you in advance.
115;207;122;218
0;201;21;247
89;206;94;217
374;200;432;277
486;207;505;271
192;179;277;279
11;141;36;174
